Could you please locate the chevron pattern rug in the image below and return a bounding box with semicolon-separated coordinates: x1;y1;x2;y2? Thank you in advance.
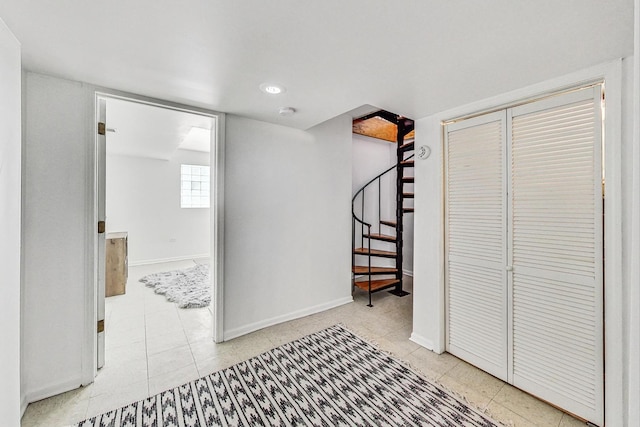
76;325;500;426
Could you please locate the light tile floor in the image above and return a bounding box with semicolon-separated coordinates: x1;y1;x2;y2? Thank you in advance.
21;262;585;427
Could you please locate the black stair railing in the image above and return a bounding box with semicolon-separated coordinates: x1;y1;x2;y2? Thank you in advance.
352;163;397;306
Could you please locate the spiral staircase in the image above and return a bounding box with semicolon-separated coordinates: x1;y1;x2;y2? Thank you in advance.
352;111;414;306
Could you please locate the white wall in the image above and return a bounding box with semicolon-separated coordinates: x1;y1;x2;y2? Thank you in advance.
21;72;354;400
352;134;396;201
411;60;634;426
22;73;89;402
622;53;637;427
629;2;640;425
223;115;353;338
0;18;22;426
106;150;210;265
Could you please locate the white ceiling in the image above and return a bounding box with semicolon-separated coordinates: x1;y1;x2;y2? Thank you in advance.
0;1;634;129
105;98;211;160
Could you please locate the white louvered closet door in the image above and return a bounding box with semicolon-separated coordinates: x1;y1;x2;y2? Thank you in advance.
445;111;508;381
508;87;603;425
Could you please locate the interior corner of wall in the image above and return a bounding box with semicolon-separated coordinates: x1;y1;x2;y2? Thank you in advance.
20;392;27;418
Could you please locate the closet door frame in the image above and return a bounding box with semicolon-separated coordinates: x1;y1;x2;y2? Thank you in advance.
433;60;623;426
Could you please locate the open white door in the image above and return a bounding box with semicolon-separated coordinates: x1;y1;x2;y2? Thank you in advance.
96;97;106;369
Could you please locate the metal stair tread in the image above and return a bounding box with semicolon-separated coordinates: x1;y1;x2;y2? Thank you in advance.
399;141;414;152
400;160;414;167
402;176;415;183
380;220;396;227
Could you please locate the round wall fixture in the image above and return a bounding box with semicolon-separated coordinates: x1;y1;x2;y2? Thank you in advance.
278;107;296;116
259;83;285;95
417;145;431;160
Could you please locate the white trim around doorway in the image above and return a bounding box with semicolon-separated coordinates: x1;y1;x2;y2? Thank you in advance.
81;88;226;386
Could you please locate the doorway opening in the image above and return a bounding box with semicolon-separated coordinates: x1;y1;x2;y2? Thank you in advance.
92;93;224;395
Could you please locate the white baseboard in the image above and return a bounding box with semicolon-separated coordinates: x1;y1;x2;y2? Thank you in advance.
224;296;354;341
129;253;210;267
24;376;83;408
409;332;438;352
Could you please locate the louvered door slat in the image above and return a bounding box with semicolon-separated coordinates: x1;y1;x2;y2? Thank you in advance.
509;87;603;425
445;111;508;381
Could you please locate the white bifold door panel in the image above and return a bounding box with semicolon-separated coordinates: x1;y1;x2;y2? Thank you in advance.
445;111;508;381
508;88;603;424
445;86;604;426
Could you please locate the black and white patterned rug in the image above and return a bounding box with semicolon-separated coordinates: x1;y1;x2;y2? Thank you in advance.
76;325;501;426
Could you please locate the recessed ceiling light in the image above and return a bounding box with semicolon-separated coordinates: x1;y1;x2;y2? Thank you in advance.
260;83;285;95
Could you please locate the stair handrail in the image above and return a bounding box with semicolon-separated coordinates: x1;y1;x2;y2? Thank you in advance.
351;154;414;228
352;163;396;228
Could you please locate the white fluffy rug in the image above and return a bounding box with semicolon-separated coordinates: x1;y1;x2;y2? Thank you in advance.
139;264;210;308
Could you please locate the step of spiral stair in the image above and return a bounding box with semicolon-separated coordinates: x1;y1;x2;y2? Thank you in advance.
352;266;398;275
362;233;397;243
402;176;415;183
403;207;414;213
403;193;414;198
379;220;396;227
354;247;397;258
399;141;414;152
400;160;414;167
353;278;401;292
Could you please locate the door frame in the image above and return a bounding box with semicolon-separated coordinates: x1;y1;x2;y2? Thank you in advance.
81;87;226;383
417;59;623;425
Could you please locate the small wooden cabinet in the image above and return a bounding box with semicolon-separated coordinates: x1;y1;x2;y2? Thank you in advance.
106;232;128;297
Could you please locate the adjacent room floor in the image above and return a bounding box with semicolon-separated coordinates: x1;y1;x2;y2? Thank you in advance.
21;263;583;427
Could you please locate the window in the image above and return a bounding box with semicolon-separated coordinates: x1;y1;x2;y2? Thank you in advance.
181;164;210;208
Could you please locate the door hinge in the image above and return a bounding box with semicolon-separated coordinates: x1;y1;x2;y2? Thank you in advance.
98;122;106;136
98;221;105;234
97;319;104;333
